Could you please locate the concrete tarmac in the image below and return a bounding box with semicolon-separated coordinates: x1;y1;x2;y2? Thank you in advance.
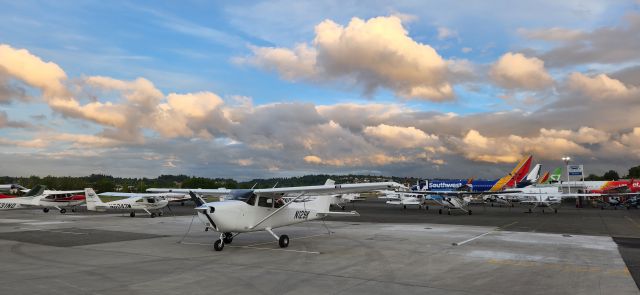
1;201;639;294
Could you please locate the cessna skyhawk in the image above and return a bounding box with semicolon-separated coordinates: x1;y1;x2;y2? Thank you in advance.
148;181;402;251
85;189;175;218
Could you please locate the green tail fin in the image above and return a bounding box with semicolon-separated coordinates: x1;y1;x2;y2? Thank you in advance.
548;168;562;183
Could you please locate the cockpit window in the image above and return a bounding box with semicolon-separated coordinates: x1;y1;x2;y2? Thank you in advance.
246;194;256;205
258;197;273;208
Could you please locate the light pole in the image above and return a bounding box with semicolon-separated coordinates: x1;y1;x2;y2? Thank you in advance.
562;156;571;194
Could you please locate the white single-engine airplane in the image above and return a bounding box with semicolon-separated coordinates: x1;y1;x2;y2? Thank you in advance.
85;189;172;218
149;181;402;251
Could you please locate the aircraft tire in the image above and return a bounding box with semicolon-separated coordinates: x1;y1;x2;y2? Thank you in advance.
438;209;442;215
223;232;233;244
554;209;558;214
205;227;209;231
425;206;429;211
158;212;163;217
214;239;224;251
447;210;451;215
130;212;136;218
403;205;407;210
71;208;76;212
43;208;49;213
279;235;289;248
528;208;532;213
468;210;472;215
60;208;66;214
601;206;605;210
150;212;156;218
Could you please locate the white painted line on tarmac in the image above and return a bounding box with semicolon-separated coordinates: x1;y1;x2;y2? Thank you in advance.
231;245;320;254
453;221;518;246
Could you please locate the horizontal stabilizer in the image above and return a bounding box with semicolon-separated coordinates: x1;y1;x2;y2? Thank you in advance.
317;211;360;217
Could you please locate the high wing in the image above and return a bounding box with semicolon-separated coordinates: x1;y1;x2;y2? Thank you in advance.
146;188;232;196
43;190;84;195
149;182;402;196
254;182;401;196
99;192;184;198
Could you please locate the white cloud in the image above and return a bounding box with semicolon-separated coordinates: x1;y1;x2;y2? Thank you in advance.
364;124;438;149
566;72;639;100
243;15;454;101
490;52;554;90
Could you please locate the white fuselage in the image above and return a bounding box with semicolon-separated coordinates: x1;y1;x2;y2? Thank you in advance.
197;196;331;233
94;198;168;212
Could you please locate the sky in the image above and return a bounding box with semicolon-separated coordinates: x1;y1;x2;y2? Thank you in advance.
1;0;640;180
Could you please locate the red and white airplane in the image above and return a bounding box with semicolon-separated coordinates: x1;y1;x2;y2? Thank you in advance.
0;185;84;213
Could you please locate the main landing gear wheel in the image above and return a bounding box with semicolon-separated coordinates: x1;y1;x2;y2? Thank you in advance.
214;239;224;251
425;206;429;211
438;209;443;215
71;208;76;212
279;235;290;248
205;227;209;232
150;212;156;218
158;212;163;217
403;205;407;210
554;209;558;214
447;210;451;215
130;212;136;217
43;208;50;213
223;232;233;244
468;210;473;215
59;208;66;214
528;208;532;213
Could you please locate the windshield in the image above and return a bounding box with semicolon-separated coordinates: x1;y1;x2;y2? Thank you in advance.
225;190;256;203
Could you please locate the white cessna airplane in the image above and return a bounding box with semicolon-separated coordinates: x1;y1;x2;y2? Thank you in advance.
85;189;171;218
149;181;402;251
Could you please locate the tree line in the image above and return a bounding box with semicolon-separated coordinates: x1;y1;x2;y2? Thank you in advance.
584;165;640;181
0;173;416;193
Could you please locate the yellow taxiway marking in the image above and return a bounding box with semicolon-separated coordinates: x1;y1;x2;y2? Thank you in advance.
487;258;630;277
453;221;518;246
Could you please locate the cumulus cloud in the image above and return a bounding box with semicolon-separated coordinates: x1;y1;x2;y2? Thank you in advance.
0;44;68;99
454;129;590;163
363;124;438;149
490;52;554;90
3;42;640;179
566;72;639;100
241;15;454;101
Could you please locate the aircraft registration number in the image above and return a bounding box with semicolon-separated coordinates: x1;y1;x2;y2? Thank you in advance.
294;210;310;219
109;204;132;209
0;203;17;209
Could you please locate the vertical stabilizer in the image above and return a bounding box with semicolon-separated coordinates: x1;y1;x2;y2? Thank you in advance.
548;167;563;183
538;171;550;184
84;188;103;211
25;185;46;197
490;155;532;191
